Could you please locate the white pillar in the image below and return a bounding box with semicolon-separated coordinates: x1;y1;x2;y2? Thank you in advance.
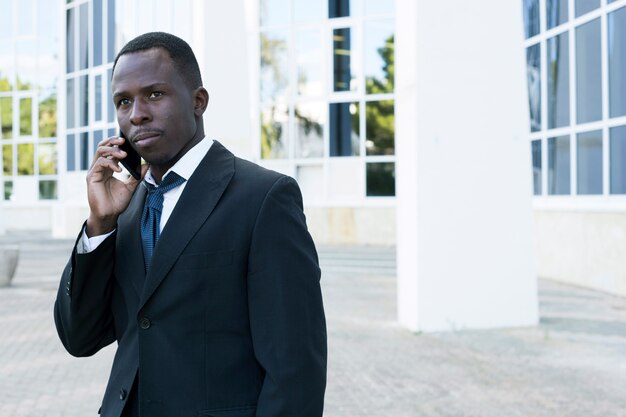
198;0;252;159
396;0;538;332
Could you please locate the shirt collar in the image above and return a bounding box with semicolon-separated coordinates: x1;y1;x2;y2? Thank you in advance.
144;138;214;187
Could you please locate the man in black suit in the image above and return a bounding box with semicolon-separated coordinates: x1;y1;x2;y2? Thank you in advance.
54;32;327;417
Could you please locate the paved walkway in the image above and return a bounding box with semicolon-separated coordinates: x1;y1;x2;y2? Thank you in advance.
1;234;626;416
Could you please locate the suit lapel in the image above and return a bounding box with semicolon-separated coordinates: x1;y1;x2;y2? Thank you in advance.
139;141;235;309
117;182;148;295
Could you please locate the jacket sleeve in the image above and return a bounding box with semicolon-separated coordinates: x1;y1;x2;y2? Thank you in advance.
247;176;327;417
53;228;117;357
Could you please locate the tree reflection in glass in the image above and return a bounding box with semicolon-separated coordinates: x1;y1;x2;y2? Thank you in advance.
365;23;394;94
260;31;289;159
261;105;288;159
39;92;57;138
38;143;57;175
366;100;394;155
2;144;11;175
295;102;324;158
0;97;12;139
366;162;395;197
17;143;34;175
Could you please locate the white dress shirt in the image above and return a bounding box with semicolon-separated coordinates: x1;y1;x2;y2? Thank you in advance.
78;138;214;253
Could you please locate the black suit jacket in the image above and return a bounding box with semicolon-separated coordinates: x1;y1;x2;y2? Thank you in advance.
54;141;327;417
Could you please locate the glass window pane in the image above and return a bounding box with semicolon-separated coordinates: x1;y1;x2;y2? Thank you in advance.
366;162;395;196
366;100;394;156
20;98;32;136
365;20;394;94
39;92;57;138
66;8;76;73
547;33;569;129
38;143;57;175
39;180;57;200
107;0;116;62
364;0;393;15
333;28;355;92
38;0;59;38
0;97;12;139
66;134;76;171
548;135;570;195
79;3;89;70
2;144;11;175
17;143;34;175
526;44;541;132
66;78;75;128
609;6;626;118
93;0;103;67
294;0;324;23
260;31;289;103
0;0;13;39
297;30;323;97
577;130;603;195
532;140;542;195
80;131;89;170
3;180;12;200
575;0;600;17
523;0;540;39
0;40;13;92
261;104;288;159
330;102;359;157
547;0;568;29
295;101;324;158
260;0;289;26
93;130;103;157
610;125;626;194
576;19;602;124
38;36;59;90
107;68;115;122
17;0;34;37
79;74;88;126
95;74;103;121
16;40;37;90
329;0;357;18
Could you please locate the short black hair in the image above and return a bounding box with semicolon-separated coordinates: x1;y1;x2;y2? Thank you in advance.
112;32;203;89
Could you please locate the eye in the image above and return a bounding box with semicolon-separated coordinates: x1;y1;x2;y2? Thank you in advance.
149;91;164;99
117;98;131;108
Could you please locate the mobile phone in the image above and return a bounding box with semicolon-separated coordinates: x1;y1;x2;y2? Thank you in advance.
118;131;142;180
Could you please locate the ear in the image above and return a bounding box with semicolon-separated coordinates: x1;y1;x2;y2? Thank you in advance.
193;87;209;116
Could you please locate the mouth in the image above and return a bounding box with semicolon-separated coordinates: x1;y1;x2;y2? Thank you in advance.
132;130;163;147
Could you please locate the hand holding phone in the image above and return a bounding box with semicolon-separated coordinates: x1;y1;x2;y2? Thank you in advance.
118;131;142;180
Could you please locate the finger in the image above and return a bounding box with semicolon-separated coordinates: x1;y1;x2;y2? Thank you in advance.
88;156;124;178
97;135;123;147
94;145;127;161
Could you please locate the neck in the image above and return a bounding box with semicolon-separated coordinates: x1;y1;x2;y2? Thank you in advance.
151;123;205;184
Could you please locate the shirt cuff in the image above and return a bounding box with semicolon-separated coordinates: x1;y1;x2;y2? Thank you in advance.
77;228;116;254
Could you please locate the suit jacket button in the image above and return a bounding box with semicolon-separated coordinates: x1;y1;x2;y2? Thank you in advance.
139;317;151;329
119;389;127;400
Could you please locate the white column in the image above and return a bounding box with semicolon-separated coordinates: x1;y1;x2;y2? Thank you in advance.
396;0;538;331
198;0;253;159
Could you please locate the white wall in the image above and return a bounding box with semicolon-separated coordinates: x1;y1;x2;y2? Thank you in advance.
535;210;626;297
396;0;538;332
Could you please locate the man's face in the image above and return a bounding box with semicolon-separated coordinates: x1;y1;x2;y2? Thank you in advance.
111;48;199;171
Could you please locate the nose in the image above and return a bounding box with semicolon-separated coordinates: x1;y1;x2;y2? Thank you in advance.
129;99;151;125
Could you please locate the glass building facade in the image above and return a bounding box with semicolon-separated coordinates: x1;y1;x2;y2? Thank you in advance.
65;0;117;175
258;0;396;200
524;0;626;197
0;0;60;201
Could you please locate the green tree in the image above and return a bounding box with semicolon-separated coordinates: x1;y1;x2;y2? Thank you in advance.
39;94;57;138
365;34;395;156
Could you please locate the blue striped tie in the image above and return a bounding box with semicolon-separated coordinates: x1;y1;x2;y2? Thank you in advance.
140;172;186;271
